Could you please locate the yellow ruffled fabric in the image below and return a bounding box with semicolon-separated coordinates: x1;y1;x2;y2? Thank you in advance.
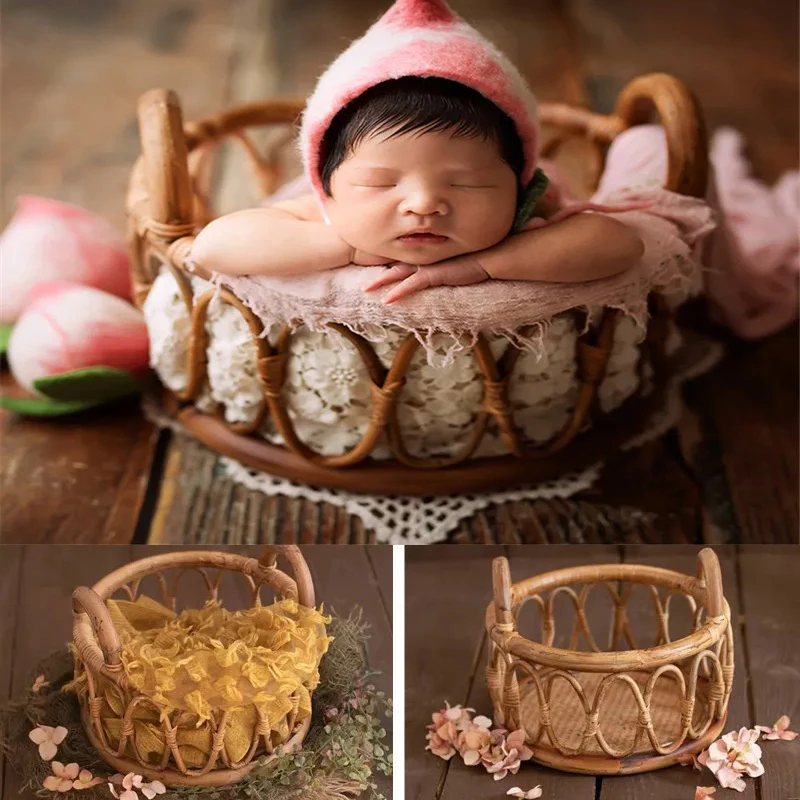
74;596;331;768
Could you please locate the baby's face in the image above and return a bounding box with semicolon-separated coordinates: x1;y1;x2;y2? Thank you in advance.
325;127;518;265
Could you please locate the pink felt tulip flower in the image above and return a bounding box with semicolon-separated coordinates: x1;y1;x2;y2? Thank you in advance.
0;195;131;325
7;283;149;393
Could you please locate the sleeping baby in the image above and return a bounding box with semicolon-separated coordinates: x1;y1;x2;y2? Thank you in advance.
191;0;645;304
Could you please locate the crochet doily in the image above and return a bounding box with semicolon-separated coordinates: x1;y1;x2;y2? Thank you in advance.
213;334;722;545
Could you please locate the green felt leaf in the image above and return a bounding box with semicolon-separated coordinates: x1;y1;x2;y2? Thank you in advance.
0;394;103;417
33;366;140;402
512;167;551;232
0;324;12;355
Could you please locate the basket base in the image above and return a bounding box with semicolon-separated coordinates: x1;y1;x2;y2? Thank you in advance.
518;671;727;776
81;708;311;788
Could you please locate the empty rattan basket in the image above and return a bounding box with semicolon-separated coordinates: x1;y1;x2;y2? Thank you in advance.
485;548;734;775
71;545;323;788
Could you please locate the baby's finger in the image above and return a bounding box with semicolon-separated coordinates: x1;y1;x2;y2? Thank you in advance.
361;264;416;291
383;271;431;304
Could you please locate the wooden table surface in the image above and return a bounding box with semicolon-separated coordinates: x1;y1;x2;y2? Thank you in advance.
0;544;393;799
1;0;798;545
405;545;800;800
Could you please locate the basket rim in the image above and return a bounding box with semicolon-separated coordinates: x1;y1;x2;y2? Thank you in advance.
88;549;290;600
485;561;731;673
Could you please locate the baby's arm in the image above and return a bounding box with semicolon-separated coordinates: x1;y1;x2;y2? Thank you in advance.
191;194;356;276
483;213;644;283
365;213;644;303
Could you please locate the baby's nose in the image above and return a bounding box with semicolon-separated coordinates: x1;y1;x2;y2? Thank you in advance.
401;188;448;216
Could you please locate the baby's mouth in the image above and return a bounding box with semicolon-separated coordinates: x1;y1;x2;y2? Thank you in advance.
396;232;450;244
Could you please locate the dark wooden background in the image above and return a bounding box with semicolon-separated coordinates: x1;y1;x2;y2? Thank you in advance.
406;545;800;800
1;0;798;545
0;544;393;799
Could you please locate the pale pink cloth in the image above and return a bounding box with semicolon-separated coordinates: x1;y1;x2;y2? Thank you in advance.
600;124;799;338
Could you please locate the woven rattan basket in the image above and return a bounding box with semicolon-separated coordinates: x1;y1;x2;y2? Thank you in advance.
71;545;319;788
485;548;734;775
126;72;708;496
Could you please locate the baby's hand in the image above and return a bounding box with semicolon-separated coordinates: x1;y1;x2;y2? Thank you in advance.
362;255;489;304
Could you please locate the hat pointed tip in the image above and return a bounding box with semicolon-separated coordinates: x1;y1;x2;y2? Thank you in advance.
382;0;458;26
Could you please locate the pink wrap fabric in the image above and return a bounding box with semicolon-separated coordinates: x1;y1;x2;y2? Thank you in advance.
598;125;799;339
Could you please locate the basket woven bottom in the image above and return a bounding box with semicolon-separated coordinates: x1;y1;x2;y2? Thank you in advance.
518;670;726;775
81;707;311;788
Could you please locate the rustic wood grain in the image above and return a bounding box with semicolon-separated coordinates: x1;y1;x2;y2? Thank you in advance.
0;546;23;796
738;546;800;800
405;546;505;799
3;545;134;797
0;389;158;544
0;0;238;545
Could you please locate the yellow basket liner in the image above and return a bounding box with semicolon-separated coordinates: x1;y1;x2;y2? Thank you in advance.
74;596;331;767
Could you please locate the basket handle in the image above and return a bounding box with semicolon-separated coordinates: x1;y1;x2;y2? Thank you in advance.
259;545;316;608
614;72;708;197
697;548;724;618
136;88;194;241
72;586;122;669
492;556;515;630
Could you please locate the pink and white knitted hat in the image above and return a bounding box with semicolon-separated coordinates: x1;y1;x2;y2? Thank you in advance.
299;0;540;209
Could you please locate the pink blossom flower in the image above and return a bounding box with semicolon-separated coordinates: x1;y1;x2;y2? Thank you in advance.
695;788;716;799
7;283;149;393
42;762;79;792
32;674;50;693
72;768;104;789
458;720;492;766
109;773;143;800
426;702;477;761
507;787;543;798
484;729;534;781
28;725;68;761
141;780;166;799
756;715;798;741
107;773;164;799
697;727;765;792
0;195;131;325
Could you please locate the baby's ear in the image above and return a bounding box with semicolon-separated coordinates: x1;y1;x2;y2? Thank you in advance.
512;168;550;232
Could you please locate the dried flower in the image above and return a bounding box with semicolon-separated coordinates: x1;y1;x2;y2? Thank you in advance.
507;786;543;798
32;674;50;693
756;715;798;741
697;727;764;792
72;769;104;790
29;725;68;761
109;773;143;800
484;730;534;781
42;762;79;792
108;773;166;800
695;788;716;799
141;780;166;799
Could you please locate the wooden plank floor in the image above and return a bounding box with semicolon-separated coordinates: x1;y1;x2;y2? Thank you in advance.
0;544;393;799
405;545;800;799
1;0;797;544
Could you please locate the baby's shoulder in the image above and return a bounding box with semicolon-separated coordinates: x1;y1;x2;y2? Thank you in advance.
270;193;324;222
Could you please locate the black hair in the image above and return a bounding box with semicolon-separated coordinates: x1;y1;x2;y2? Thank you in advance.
319;76;525;196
